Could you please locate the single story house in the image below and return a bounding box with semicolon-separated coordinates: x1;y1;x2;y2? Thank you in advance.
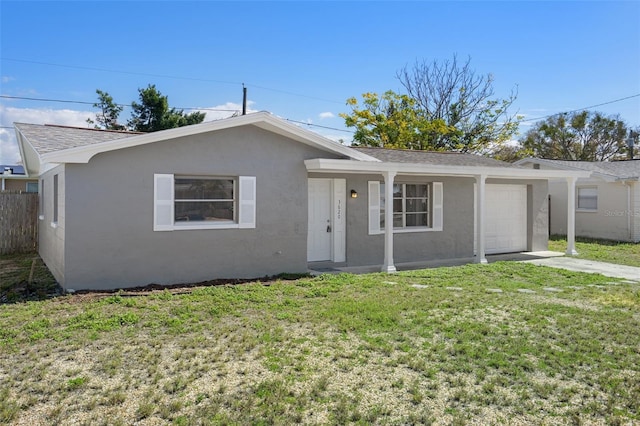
516;158;640;242
1;165;38;192
15;112;588;290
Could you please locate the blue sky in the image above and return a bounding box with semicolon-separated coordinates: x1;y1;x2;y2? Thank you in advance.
1;1;639;164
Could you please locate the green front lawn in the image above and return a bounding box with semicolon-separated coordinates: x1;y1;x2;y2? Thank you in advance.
1;260;638;425
549;236;640;267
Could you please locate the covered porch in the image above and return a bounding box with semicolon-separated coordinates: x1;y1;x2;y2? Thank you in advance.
305;157;590;274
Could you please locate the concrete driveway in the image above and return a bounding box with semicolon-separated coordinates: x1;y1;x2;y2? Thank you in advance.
522;256;640;281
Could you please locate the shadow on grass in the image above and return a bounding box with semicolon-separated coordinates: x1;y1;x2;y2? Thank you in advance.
549;234;635;246
0;253;63;304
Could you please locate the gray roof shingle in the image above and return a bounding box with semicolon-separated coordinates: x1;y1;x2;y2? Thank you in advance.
535;159;640;179
352;147;520;168
15;123;139;156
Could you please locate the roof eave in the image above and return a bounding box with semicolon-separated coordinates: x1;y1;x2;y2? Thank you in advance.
39;112;380;164
15;126;42;177
305;158;591;179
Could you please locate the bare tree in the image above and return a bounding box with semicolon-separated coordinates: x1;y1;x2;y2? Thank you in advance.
396;55;520;152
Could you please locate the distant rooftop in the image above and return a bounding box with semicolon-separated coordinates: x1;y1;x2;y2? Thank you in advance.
531;158;640;179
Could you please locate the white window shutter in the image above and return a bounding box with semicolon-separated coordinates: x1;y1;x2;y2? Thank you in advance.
368;181;381;234
154;174;174;231
238;176;256;229
432;182;443;231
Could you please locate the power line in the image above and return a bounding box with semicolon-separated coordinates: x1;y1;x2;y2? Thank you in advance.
521;93;640;123
0;94;353;134
0;95;240;112
286;118;354;134
1;57;344;104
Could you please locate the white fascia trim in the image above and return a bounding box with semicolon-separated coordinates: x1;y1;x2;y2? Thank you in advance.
305;158;591;179
515;158;614;181
15;129;43;177
39;112;379;164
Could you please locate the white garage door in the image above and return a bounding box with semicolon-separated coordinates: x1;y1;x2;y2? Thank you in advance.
485;184;527;254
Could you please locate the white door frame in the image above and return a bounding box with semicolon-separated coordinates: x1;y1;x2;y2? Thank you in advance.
307;178;346;262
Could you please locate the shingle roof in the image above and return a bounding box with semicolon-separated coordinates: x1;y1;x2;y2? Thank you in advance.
352;147;520;168
15;123;139;156
534;159;640;179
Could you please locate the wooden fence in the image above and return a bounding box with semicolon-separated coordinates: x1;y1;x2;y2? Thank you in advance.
0;191;38;254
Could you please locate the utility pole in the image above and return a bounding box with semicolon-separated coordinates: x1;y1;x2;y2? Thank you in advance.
242;84;247;116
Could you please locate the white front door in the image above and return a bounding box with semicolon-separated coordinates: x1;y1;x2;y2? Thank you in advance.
308;179;333;261
485;184;527;254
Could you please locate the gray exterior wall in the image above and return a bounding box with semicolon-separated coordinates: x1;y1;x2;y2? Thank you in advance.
549;178;634;241
342;175;476;266
61;125;342;290
38;165;66;285
310;174;548;266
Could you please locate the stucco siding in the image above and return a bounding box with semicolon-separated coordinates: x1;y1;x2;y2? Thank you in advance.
306;174;476;266
549;178;632;241
62;125;342;290
38;165;66;285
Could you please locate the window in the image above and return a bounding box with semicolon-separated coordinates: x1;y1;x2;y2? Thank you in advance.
26;182;38;193
577;187;597;211
154;174;256;231
368;181;443;234
382;183;430;229
39;179;44;219
52;174;59;225
174;178;235;223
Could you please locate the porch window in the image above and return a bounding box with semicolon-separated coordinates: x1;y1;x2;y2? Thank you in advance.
577;186;597;211
154;174;256;231
368;181;443;234
383;183;430;229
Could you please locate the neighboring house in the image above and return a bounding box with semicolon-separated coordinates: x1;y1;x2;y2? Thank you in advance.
0;165;38;192
15;112;588;290
516;158;640;242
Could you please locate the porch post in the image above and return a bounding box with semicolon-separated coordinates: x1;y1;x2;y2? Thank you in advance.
382;171;397;273
475;174;488;264
566;176;578;255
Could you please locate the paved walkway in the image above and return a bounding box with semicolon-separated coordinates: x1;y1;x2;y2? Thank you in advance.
310;251;640;281
522;256;640;281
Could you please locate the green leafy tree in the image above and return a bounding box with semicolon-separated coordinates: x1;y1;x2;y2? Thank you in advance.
86;89;125;130
521;111;629;161
127;84;206;132
340;91;456;150
396;55;521;152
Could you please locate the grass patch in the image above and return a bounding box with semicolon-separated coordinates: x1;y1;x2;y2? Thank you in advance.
1;254;639;424
0;253;60;303
550;235;640;267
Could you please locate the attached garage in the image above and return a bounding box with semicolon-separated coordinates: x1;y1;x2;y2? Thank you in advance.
485;184;527;254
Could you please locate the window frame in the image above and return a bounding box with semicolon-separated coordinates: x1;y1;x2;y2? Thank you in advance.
174;176;237;226
38;179;44;220
26;182;38;193
368;180;443;235
154;174;256;231
51;174;59;228
576;186;598;212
